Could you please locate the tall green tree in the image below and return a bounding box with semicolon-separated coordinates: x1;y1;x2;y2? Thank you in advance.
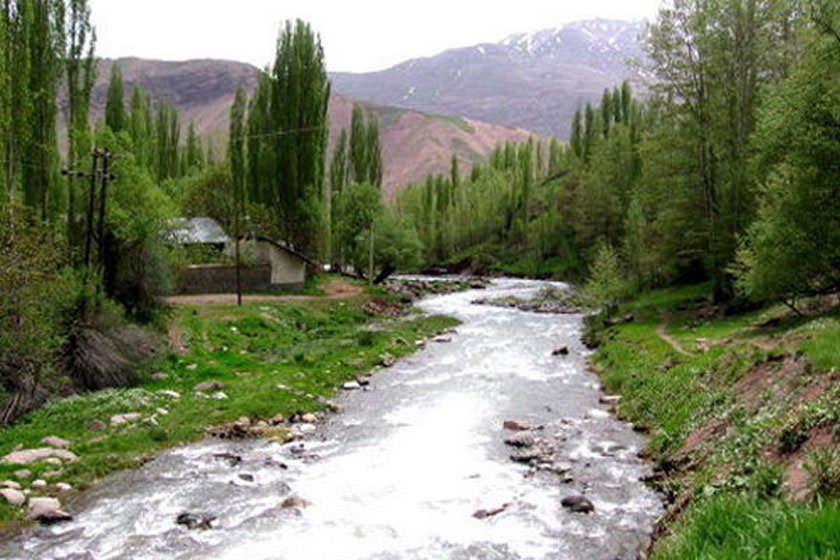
104;62;125;133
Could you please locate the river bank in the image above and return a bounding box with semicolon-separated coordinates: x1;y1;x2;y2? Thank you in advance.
588;283;840;558
0;279;458;530
1;278;663;559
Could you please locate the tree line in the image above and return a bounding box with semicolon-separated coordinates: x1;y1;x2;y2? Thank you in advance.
395;0;839;311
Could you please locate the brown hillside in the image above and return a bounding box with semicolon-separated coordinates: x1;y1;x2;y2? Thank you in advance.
91;58;536;196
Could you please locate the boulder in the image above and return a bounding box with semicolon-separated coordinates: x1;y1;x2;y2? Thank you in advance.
27;497;73;523
561;495;595;514
195;381;225;392
2;480;21;490
1;448;79;465
110;413;143;426
0;488;25;506
504;432;536;448
176;512;216;530
503;420;531;432
41;436;72;449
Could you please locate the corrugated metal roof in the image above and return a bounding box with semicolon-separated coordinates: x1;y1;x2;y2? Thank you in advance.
164;217;231;245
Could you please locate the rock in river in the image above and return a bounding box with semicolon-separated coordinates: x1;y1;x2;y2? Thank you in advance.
504;432;536;448
503;420;531;432
27;497;73;523
561;495;595;514
176;512;216;530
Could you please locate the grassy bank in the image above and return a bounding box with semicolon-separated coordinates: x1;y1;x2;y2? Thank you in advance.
0;284;457;527
590;284;840;559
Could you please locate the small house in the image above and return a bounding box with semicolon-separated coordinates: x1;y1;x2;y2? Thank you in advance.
241;236;312;291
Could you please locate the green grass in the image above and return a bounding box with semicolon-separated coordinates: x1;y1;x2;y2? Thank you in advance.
654;497;840;560
0;292;458;526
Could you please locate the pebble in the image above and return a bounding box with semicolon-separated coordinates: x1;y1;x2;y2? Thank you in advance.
41;436;72;448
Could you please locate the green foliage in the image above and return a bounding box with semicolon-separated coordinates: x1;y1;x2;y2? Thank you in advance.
735;35;840;303
583;242;627;314
243;19;330;253
806;448;840;499
654;497;840;560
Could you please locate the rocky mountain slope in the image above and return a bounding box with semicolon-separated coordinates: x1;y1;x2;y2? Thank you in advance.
330;19;648;138
89;58;533;196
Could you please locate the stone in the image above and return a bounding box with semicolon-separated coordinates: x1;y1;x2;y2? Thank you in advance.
210;391;229;400
510;450;542;464
158;390;181;399
432;337;452;343
0;488;25;506
585;409;611;420
27;497;61;519
1;448;79;465
342;381;361;391
599;395;622;405
380;354;396;368
2;480;21;489
42;470;62;478
41;436;71;449
561;495;595;514
355;375;372;387
300;413;318;424
504;432;536;448
31;479;47;488
176;512;216;530
55;482;72;492
44;457;63;466
151;372;170;381
473;503;510;519
195;381;225;392
37;509;74;524
238;473;255;483
213;453;243;467
552;346;570;356
89;420;106;431
156;408;170;416
280;495;310;509
14;469;31;479
110;413;143;426
503;420;531;432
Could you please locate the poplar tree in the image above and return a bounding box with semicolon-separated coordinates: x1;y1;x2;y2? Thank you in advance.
104;62;125;133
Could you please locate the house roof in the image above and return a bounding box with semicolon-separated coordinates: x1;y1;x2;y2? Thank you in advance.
245;235;315;265
164;217;231;245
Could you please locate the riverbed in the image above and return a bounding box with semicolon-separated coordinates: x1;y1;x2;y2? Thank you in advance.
2;278;662;560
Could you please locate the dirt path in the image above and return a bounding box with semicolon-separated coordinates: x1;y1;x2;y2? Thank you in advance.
657;314;693;357
161;279;364;305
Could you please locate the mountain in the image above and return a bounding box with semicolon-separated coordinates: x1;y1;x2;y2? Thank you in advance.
330;19;648;139
88;58;534;197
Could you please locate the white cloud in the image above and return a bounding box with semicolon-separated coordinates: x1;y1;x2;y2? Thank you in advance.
89;0;662;72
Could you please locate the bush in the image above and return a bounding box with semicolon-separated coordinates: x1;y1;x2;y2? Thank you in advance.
583;241;628;315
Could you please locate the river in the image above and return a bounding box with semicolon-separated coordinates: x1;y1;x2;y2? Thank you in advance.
3;278;662;560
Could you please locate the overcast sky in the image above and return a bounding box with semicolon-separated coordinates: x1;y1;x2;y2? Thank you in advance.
89;0;664;73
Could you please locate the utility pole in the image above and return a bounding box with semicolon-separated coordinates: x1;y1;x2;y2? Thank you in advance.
62;148;103;270
97;150;118;293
